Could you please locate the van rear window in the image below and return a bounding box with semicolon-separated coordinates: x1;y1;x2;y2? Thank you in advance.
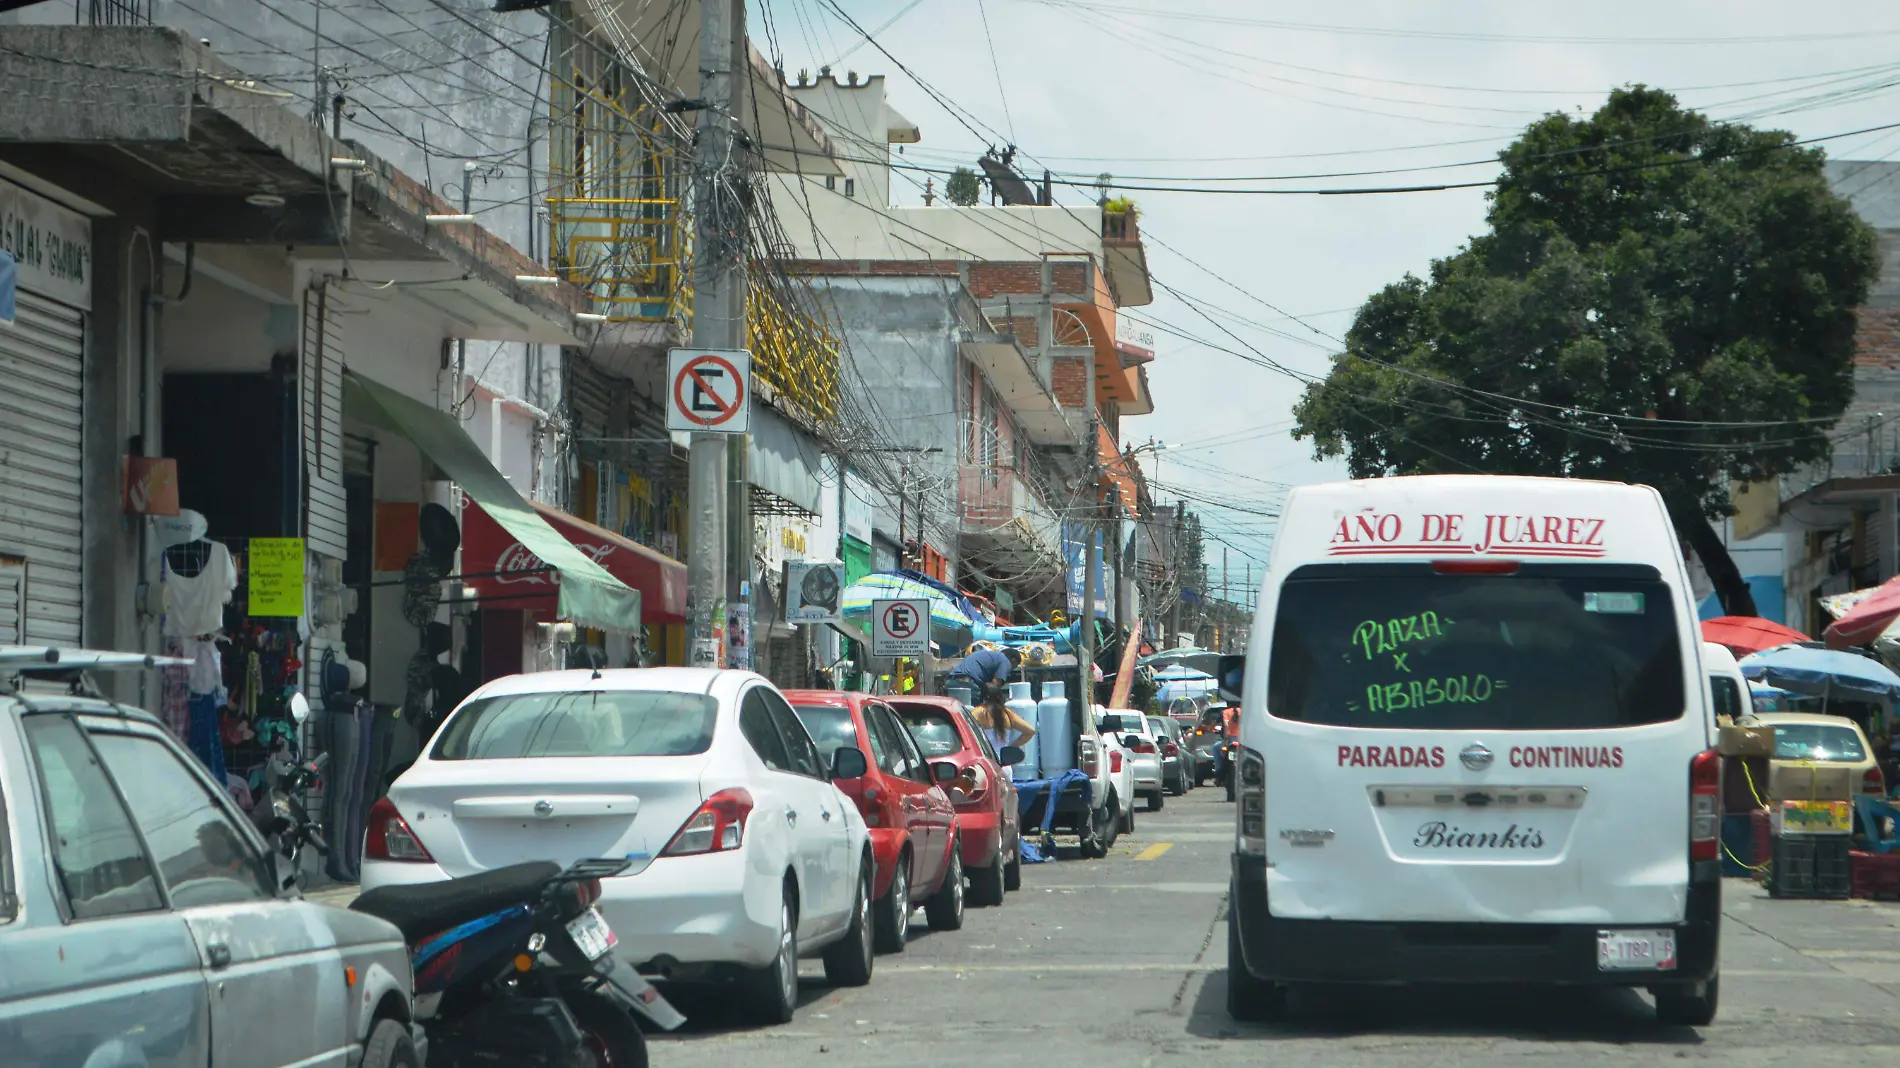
1267;564;1685;730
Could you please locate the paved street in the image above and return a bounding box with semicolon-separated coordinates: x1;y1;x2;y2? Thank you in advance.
635;787;1900;1067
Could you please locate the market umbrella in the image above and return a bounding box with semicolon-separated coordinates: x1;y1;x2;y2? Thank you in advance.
1140;647;1221;677
839;571;976;652
1700;616;1810;656
1153;663;1213;681
1824;575;1900;649
1737;644;1900;704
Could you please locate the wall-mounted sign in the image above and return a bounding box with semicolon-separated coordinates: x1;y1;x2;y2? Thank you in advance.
121;456;179;516
784;561;844;624
249;537;306;618
666;348;750;433
871;597;929;657
1114;312;1155;363
0;178;91;310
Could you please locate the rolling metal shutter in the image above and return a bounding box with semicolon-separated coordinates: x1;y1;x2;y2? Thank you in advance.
303;283;346;560
0;290;84;647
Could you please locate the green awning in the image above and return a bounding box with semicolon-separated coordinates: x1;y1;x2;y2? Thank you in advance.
343;370;642;631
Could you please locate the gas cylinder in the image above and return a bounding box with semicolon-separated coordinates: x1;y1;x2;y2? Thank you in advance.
1036;680;1072;777
1007;682;1040;780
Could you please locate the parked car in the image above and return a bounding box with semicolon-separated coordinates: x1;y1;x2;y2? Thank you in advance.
1148;715;1190;796
1185;707;1224;786
0;647;420;1068
1093;707;1138;839
1750;712;1886;799
783;690;965;951
1108;708;1165;812
888;695;1024;904
361;668;877;1026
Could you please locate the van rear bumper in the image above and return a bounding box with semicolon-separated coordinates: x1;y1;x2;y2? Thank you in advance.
1230;855;1720;987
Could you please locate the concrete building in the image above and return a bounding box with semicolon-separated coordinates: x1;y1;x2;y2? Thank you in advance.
768;70;1156;626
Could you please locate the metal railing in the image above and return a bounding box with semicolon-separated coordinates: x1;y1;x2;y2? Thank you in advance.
1779;413;1900;501
747;278;839;422
959;464;1062;553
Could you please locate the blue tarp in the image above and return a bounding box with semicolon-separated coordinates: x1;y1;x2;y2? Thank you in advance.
1738;644;1900;702
1014;768;1091;840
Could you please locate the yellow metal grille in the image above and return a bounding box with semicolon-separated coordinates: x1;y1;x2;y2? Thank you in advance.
546;22;690;326
747;276;840;423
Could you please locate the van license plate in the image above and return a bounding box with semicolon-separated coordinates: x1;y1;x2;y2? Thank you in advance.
567;907;618;961
1597;929;1676;971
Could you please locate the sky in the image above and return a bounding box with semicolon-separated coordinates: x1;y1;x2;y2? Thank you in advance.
751;0;1900;598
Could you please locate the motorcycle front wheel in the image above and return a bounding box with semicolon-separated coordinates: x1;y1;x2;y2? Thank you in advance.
565;989;648;1068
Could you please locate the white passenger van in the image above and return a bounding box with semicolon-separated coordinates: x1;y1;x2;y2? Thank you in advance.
1224;476;1720;1025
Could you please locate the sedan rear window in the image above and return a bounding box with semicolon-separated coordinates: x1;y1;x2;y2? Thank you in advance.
789;705;859;767
892;707;964;758
433;691;717;760
1268;564;1685;730
1771;724;1866;762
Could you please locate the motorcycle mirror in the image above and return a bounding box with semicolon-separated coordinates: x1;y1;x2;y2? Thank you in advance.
289;692;311;725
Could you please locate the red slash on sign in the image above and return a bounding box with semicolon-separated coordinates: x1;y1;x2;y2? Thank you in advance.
881;601;921;639
673;354;744;428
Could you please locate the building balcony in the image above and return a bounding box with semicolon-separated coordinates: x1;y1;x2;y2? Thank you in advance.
1101;209;1153;308
959;464;1063;572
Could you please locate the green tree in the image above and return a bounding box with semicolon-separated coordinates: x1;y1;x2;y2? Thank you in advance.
1291;87;1878;616
945;166;981;206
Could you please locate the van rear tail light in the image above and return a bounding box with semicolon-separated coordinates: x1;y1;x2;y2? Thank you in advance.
364;798;435;863
1432;559;1520;575
661;788;755;857
1865;766;1887;796
1689;749;1721;862
1237;748;1267;856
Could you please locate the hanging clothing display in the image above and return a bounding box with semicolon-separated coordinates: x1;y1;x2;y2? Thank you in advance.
163;541;237;639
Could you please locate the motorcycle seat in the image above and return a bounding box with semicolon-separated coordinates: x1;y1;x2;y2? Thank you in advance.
350;861;562;942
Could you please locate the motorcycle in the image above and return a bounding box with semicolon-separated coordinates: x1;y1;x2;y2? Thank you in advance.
251;695;330;890
349;858;686;1067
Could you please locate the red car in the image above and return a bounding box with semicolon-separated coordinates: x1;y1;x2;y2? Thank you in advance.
785;691;964;952
888;696;1024;906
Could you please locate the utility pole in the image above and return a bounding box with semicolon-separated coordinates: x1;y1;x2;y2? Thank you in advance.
1169;501;1184;649
687;0;747;667
1080;334;1099;709
1222;544;1229;651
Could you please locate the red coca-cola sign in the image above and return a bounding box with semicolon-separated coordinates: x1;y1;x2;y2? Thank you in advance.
461;499;687;622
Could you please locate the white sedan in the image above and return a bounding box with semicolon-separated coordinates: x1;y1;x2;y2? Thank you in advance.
358;668;876;1025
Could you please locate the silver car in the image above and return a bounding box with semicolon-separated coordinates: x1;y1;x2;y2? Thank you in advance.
0;650;419;1067
1147;716;1189;797
1111;712;1166;812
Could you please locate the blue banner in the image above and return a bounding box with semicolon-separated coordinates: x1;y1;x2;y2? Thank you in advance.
0;250;15;324
1062;522;1110;619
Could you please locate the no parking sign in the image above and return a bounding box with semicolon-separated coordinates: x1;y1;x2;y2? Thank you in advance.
871;597;929;657
666;348;750;433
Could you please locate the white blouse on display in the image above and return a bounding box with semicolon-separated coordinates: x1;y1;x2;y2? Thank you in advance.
164;541;237;639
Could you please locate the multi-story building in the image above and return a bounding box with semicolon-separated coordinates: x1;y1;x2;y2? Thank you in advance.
767;69;1156;626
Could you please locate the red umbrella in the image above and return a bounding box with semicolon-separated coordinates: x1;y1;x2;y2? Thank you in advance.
1701;616;1810;656
1824;576;1900;649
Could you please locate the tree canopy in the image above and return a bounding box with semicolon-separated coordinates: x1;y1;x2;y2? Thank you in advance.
1291;87;1880;614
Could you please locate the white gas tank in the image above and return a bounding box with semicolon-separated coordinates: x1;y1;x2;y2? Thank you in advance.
1007;682;1041;780
1036;680;1072;776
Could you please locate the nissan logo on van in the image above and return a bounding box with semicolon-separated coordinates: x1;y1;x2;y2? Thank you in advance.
1459;743;1494;772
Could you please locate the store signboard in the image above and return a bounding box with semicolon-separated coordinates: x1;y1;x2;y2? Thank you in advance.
784;561;844;623
0;178;91;310
249;537;306;617
842;468;875;544
1114;312;1155;362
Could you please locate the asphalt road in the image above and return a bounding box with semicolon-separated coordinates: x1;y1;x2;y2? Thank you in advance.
652;785;1900;1067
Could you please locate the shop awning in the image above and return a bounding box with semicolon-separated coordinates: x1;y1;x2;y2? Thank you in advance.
750;405;825;514
343;370;643;631
461;499;687;624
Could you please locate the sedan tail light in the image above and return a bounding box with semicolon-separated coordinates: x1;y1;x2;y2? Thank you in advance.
661;788;755;857
364;798;435;863
1865;766;1887;797
1130;740;1157;755
1163;741;1180;758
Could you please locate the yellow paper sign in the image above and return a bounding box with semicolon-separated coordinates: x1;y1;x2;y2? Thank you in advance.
248;538;306;618
1777;799;1852;836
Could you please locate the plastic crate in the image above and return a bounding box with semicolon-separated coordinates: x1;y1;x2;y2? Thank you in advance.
1816;835;1854;899
1852;851;1900;899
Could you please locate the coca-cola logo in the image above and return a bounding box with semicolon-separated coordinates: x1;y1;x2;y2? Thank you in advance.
493;540;617;585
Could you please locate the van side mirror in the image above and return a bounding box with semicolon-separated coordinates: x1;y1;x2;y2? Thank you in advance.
999;745;1025;767
1217;655;1245;704
1098;714;1125;733
831;746;868;780
930;760;960;784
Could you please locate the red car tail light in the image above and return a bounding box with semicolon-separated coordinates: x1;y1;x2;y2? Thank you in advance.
1689;749;1720;862
661;788;755;857
364;798;435;863
1865;766;1886;796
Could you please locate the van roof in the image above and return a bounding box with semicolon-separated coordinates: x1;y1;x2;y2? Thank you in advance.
1277;475;1674;570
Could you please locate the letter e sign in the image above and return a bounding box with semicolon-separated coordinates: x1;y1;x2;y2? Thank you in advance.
667;348;751;433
